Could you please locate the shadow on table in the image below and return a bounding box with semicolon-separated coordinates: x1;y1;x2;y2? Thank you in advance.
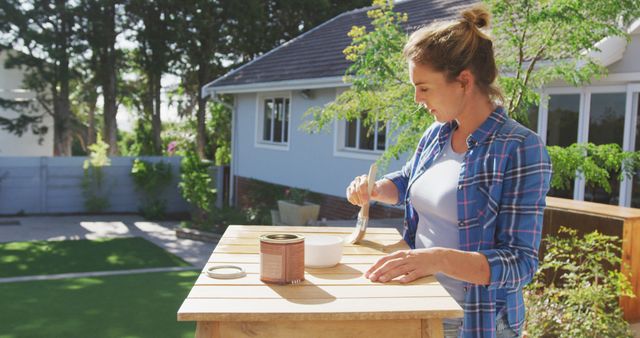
305;263;363;280
357;239;407;253
266;281;337;304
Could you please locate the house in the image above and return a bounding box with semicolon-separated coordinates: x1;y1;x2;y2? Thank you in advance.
0;50;54;157
202;0;640;219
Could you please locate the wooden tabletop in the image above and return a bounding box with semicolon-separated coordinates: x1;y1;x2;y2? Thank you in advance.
177;225;463;323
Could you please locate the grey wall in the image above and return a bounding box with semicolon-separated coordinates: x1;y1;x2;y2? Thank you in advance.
234;89;409;198
0;156;190;215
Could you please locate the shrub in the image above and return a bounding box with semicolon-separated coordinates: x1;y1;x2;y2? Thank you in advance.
524;227;634;337
179;151;216;224
130;159;173;220
81;137;111;212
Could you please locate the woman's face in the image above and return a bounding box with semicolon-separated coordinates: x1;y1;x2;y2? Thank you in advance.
409;61;465;123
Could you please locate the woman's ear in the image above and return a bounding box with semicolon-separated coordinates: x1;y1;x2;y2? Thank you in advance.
457;69;473;90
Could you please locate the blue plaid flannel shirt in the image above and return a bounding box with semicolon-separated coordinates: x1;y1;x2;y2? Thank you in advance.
384;107;552;337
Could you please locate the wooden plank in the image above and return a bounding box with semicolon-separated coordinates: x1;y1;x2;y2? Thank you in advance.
218;319;421;338
187;283;449;299
204;262;374;274
226;225;400;234
421;319;444;338
621;218;640;321
208;253;384;264
546;196;640;220
213;242;406;255
194;271;438;286
195;321;220;338
222;230;403;240
178;297;463;322
218;236;402;246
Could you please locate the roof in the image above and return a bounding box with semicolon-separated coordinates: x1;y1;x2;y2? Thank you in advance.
203;0;475;96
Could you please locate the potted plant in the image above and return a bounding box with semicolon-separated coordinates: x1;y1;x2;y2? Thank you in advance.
277;188;320;226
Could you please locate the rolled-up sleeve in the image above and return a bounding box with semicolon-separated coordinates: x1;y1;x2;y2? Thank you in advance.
383;164;411;206
479;133;552;290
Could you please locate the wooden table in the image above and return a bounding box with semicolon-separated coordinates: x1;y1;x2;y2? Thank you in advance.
177;225;463;338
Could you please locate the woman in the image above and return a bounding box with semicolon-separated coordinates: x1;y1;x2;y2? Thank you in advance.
346;5;552;338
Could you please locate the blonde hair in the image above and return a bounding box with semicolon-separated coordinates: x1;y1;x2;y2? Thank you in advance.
403;5;502;101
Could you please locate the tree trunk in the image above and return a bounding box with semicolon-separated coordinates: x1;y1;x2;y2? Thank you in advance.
87;95;97;147
102;2;119;155
196;62;208;159
54;0;73;156
151;73;163;155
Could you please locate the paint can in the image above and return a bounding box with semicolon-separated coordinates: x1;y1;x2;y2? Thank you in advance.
259;233;305;284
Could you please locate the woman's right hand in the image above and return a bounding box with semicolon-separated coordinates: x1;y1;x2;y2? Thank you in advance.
346;175;379;206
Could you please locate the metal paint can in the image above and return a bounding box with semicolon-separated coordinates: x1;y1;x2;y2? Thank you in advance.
259;233;305;284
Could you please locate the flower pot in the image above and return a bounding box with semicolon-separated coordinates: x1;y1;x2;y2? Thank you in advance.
277;200;320;226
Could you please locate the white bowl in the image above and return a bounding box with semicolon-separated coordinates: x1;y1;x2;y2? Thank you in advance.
304;235;343;268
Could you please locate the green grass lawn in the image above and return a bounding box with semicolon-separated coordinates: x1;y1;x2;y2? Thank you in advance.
0;237;190;278
0;271;198;338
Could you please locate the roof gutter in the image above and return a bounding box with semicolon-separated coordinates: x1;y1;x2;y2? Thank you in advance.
202;76;349;97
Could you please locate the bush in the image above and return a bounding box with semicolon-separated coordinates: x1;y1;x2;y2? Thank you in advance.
81;137;111;212
130;159;173;220
524;227;635;337
179;151;216;224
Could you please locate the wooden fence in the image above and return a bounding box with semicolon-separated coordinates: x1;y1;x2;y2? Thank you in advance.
0;156;221;215
544;196;640;321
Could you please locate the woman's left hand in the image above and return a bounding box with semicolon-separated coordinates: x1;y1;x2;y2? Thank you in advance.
365;248;441;284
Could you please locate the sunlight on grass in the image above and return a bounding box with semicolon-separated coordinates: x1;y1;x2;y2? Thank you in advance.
0;237;189;278
63;277;105;290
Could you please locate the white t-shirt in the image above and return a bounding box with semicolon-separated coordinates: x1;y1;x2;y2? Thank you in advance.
409;134;465;324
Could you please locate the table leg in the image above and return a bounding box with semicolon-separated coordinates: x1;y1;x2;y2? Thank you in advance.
195;321;220;338
421;319;443;338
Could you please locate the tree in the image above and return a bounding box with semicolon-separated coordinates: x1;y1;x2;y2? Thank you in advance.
78;0;123;154
0;0;83;156
303;0;430;166
125;0;180;155
305;0;640;164
173;0;230;159
489;0;640;122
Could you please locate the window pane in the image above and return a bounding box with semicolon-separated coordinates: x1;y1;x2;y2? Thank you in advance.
584;93;625;206
263;99;272;141
273;98;283;143
283;98;289;143
345;120;357;148
588;93;625;146
546;94;579;147
359;118;375;150
376;121;386;150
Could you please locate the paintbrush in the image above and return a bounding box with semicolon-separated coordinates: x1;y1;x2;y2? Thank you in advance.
345;163;377;244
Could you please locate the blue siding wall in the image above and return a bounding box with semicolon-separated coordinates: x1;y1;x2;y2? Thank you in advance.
234;89;409;198
0;156;190;215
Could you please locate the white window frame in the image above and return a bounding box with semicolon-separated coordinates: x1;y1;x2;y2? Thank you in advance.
254;91;292;151
332;89;387;160
539;85;634;205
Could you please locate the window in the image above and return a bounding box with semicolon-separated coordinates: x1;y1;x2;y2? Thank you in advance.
545;93;580;199
584;92;626;205
343;113;386;152
258;95;290;147
546;94;580;147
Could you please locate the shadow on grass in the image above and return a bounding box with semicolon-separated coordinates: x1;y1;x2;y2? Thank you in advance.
0;271;199;338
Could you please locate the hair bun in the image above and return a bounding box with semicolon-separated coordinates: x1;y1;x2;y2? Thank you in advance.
461;5;490;29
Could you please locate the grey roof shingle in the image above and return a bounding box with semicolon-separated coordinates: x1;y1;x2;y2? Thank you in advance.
206;0;475;90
